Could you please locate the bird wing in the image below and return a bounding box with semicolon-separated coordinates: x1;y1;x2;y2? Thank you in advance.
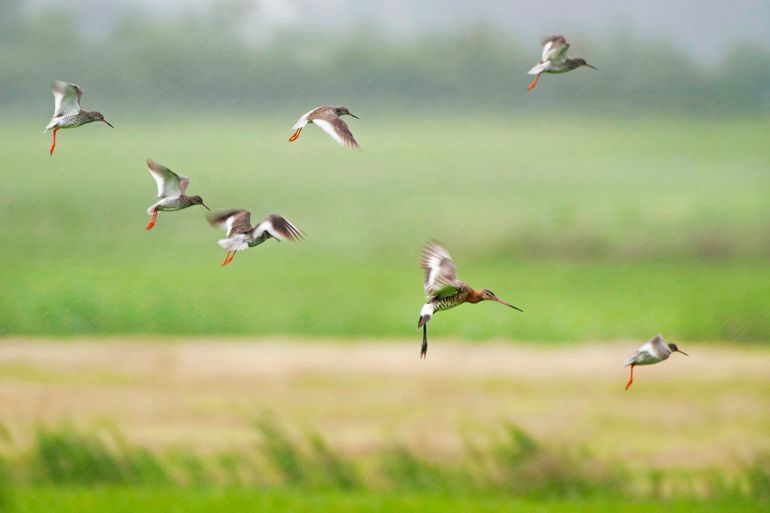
541;35;569;63
292;107;321;130
623;350;641;366
420;240;460;298
253;214;304;241
146;159;185;198
312;111;360;149
624;338;659;366
208;209;252;237
52;80;84;117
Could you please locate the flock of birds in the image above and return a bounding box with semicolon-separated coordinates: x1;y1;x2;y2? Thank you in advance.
41;36;686;389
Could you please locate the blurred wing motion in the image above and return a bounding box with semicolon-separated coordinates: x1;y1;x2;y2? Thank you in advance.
253;214;304;242
147;159;188;198
420;240;459;298
313;111;360;149
541;35;569;63
208;209;253;237
51;80;83;118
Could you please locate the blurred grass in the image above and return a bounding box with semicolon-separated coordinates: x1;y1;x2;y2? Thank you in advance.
0;116;768;341
1;422;767;512
3;422;768;498
11;488;765;513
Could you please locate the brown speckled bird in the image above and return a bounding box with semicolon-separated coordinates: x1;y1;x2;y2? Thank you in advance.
417;240;523;358
289;105;360;149
43;80;113;155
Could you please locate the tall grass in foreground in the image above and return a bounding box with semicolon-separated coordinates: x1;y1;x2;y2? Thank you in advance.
1;421;767;502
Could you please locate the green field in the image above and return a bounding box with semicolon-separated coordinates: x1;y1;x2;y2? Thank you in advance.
1;116;768;341
8;488;764;513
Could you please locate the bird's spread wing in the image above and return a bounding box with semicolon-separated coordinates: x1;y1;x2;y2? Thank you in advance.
208;209;252;237
541;35;569;63
313;112;360;149
146;159;185;198
253;214;304;241
52;80;83;117
420;240;459;298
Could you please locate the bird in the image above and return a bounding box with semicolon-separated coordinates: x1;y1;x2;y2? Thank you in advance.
144;160;209;231
527;35;596;91
289;105;360;149
623;334;688;390
417;240;522;358
43;80;113;155
208;209;304;266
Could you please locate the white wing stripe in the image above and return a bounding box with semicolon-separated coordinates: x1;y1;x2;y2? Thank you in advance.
312;119;347;147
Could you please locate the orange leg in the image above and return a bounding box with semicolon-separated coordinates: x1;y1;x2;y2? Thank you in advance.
145;211;158;231
49;128;59;156
221;251;237;267
527;74;542;91
625;364;635;390
288;127;302;142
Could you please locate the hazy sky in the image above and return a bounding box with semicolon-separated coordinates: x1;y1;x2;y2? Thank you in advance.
29;0;770;62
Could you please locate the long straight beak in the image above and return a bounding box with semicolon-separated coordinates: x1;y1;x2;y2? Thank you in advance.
585;64;597;70
201;203;211;211
676;349;689;356
349;113;359;119
494;297;523;312
102;119;114;128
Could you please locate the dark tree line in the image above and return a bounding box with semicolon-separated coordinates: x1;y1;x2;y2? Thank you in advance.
1;1;768;115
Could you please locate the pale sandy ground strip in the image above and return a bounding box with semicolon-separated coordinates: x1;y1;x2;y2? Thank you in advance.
0;338;769;470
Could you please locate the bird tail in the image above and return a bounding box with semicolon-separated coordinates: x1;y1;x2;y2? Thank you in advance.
417;303;434;329
217;237;249;251
528;62;548;75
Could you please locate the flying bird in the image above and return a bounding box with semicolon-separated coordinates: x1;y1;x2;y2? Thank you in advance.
144;160;209;231
527;36;596;91
208;209;304;267
43;80;113;155
289;105;360;149
624;334;688;390
417;240;522;358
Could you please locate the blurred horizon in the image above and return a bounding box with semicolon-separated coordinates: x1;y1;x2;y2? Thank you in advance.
24;0;770;61
2;0;770;115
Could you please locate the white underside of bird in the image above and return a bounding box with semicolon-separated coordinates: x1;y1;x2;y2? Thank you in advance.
42;116;81;133
419;303;435;326
146;196;185;214
528;61;565;75
624;336;672;366
218;233;252;251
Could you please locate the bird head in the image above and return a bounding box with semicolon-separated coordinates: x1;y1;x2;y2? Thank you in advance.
572;58;597;70
668;343;688;356
335;106;359;119
480;289;523;312
92;111;114;127
191;195;210;211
